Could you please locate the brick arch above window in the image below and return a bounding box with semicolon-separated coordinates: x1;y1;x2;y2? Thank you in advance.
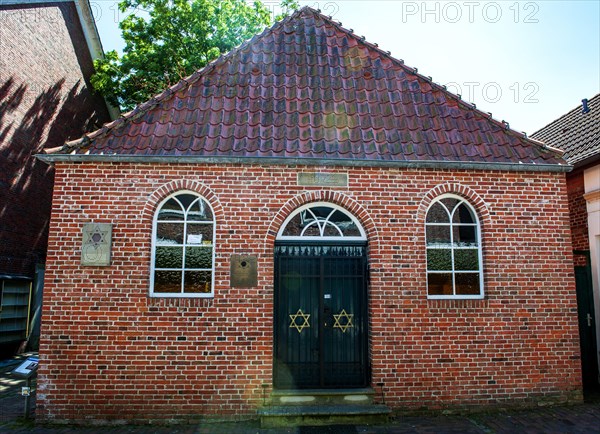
418;183;491;228
264;190;379;253
142;180;223;224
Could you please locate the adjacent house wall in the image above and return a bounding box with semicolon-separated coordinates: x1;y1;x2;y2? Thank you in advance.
37;162;581;422
0;1;111;278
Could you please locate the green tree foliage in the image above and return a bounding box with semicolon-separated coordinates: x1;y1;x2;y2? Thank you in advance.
92;0;299;111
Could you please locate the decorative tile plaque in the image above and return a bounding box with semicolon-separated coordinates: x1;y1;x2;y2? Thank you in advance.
81;223;112;266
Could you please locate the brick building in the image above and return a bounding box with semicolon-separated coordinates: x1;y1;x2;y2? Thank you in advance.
37;7;582;424
0;0;113;353
532;94;600;391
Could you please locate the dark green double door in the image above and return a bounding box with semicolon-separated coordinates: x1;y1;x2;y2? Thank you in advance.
274;243;368;389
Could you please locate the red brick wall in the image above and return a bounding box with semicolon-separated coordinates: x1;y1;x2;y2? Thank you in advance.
0;2;111;276
566;170;590;267
38;162;582;422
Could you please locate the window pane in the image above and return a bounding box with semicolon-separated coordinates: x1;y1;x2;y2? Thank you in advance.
187;199;213;221
282;213;303;236
323;222;343;236
455;273;480;295
311;206;334;220
427;249;452;271
154;270;182;293
329;210;349;224
177;193;198;209
155;246;183;269
157;198;184;221
440;198;459;213
184;271;212;293
426;203;449;223
302;222;321;236
186;224;213;244
426;225;451;245
185;247;212;269
453;226;477;246
156;223;184;245
341;223;361;236
452;203;475;224
329;210;361;236
428;273;453;295
454;249;480;270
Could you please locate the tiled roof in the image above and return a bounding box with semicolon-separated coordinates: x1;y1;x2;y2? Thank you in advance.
55;7;564;167
531;93;600;167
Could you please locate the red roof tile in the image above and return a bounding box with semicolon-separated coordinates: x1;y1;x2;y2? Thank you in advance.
58;7;564;167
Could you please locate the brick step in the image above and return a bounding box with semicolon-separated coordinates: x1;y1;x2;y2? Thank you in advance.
258;404;391;428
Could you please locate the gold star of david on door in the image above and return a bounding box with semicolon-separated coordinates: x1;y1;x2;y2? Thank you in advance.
333;309;354;333
289;309;310;333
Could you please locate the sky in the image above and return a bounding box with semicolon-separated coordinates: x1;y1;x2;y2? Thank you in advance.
91;0;600;134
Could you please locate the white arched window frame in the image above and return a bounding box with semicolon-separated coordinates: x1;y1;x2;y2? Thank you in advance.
150;191;216;298
277;202;367;241
425;194;484;299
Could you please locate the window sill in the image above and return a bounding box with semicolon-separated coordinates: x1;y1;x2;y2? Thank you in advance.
150;293;214;299
427;295;484;300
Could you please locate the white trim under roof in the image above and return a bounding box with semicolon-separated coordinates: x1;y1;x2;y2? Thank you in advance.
35;153;573;173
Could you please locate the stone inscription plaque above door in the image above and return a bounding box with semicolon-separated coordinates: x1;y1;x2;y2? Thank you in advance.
297;172;348;187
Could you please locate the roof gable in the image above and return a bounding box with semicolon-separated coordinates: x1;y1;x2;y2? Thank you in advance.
51;7;565;168
531;93;600;167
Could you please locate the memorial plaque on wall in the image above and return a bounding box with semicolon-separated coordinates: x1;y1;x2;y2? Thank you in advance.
81;223;112;266
230;255;258;287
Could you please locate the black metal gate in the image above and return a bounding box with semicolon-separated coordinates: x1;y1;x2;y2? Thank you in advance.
274;243;368;389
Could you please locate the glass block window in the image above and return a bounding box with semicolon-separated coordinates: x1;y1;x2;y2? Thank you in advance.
425;195;483;299
277;202;366;241
151;192;214;297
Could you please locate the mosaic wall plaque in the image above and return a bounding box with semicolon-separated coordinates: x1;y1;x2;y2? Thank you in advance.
81;223;112;266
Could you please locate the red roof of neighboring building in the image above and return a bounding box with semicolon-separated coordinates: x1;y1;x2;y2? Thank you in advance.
54;7;565;167
531;93;600;167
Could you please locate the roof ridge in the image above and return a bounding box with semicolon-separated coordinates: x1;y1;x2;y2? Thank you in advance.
531;92;600;138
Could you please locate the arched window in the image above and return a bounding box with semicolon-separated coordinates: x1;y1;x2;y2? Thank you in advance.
151;191;215;297
425;194;483;299
277;202;366;241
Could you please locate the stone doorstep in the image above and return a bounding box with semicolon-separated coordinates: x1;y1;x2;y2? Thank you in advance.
258;404;392;428
260;389;390;428
269;387;378;406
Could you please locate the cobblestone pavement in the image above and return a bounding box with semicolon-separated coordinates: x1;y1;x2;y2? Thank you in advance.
2;354;599;433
